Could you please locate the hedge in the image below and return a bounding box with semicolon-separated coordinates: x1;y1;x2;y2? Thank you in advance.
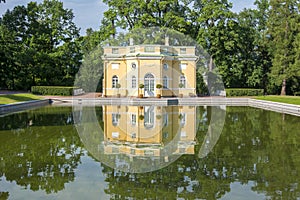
31;86;79;96
225;88;264;97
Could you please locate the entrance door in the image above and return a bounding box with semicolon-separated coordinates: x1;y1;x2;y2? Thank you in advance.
144;73;155;97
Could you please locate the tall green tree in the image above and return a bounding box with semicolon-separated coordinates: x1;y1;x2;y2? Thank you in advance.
0;0;82;90
267;0;300;95
101;0;192;36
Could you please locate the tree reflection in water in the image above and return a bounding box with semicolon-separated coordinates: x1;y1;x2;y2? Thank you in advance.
0;106;300;199
0;106;84;194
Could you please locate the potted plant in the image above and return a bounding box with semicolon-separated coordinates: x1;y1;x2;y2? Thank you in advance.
156;84;162;98
139;83;144;98
178;83;184;98
116;83;121;98
139;115;144;120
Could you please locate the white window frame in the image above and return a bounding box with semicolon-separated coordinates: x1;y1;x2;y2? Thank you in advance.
112;63;120;69
180;63;187;70
179;75;186;88
112;75;118;88
112;113;119;126
112;132;119;138
132;76;137;88
163;76;168;88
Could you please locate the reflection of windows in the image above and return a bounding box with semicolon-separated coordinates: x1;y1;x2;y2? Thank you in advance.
131;133;136;139
112;113;119;126
161;47;168;54
130;149;135;154
163;113;168;127
163;132;169;139
179;113;186;126
179;75;186;88
112;132;119;138
163;76;168;88
132;76;137;88
144;150;154;155
181;131;187;138
131;114;136;125
144;106;155;129
112;75;118;88
163;63;168;70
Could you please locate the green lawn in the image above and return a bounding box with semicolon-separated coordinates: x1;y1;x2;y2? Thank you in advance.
0;93;43;105
254;95;300;105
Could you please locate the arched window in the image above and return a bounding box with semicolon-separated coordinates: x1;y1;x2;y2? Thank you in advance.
179;75;186;88
144;73;155;96
112;75;118;88
163;76;168;88
132;76;137;88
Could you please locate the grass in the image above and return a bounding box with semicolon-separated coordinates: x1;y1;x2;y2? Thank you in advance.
0;93;43;105
254;95;300;105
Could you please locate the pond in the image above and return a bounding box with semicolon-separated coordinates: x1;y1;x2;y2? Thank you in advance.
0;105;300;200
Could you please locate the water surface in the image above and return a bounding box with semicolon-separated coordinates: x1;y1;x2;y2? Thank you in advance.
0;105;300;199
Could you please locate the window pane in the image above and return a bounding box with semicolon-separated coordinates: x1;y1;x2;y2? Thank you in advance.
145;46;155;52
112;76;118;88
112;63;119;69
112;132;119;138
180;63;187;70
179;76;186;88
132;76;137;88
131;114;136;125
163;76;168;88
112;114;119;126
112;48;119;54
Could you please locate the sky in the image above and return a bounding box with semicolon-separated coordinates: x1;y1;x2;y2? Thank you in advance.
0;0;256;35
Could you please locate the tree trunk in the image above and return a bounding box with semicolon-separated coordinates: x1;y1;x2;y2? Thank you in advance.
280;79;286;96
209;56;214;72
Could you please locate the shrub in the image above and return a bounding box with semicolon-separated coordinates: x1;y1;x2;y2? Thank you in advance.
31;86;80;96
294;92;300;96
225;88;264;97
156;84;162;89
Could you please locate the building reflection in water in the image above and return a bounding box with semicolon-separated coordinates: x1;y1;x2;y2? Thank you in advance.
102;105;197;159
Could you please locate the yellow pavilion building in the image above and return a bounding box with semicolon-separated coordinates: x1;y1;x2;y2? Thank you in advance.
102;39;198;97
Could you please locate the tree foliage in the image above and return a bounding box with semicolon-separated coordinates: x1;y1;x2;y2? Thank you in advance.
267;0;300;95
1;0;300;95
98;0;300;95
0;0;81;90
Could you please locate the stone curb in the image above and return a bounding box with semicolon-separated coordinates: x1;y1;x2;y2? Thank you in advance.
0;99;51;115
67;97;300;116
249;99;300;117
